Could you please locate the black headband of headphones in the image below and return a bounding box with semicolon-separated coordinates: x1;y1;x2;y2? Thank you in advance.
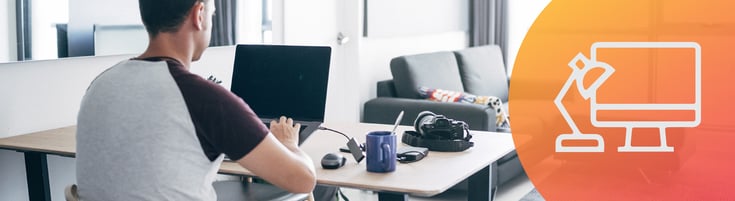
402;131;473;152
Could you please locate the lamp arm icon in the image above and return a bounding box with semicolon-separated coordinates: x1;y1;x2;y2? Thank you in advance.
555;53;615;153
555;72;583;134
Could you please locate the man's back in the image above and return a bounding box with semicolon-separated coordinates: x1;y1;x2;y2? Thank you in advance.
76;60;221;200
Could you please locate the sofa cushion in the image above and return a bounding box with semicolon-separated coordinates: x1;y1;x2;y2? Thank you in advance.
418;87;510;129
454;45;509;102
418;87;500;107
390;51;465;99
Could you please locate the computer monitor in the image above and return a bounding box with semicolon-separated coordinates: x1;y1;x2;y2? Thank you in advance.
590;42;701;152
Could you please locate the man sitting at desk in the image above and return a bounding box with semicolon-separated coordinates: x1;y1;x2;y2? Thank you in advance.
75;0;316;200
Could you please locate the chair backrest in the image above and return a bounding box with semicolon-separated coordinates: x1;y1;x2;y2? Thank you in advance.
390;51;465;99
66;182;310;201
65;184;79;201
454;45;509;102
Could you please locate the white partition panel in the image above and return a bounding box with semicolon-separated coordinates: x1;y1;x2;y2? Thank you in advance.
364;0;469;37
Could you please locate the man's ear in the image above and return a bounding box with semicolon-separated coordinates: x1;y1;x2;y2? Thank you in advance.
190;2;205;30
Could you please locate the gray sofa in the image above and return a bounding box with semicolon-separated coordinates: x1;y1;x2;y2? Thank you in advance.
362;45;523;185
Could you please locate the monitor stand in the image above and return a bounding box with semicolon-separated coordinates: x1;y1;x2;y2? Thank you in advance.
618;127;674;152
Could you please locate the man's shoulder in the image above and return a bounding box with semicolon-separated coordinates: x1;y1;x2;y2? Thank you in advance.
173;72;230;95
168;71;242;109
90;60;177;89
95;59;168;79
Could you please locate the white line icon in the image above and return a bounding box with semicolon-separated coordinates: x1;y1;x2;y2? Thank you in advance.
555;42;702;153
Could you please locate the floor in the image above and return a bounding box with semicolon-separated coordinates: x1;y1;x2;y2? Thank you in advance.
340;173;537;201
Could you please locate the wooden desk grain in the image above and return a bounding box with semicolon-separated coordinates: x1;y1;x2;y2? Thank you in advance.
0;123;515;197
0;126;77;157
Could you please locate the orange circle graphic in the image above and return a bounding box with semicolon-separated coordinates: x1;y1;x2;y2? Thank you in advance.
511;1;735;200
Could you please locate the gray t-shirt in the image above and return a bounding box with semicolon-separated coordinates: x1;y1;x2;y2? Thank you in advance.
76;57;268;200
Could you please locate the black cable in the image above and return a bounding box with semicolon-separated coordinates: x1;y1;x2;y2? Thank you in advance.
318;126;351;141
337;187;350;201
316;126;353;201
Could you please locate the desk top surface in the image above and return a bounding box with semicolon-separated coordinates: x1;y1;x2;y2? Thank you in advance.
0;126;76;157
0;123;515;197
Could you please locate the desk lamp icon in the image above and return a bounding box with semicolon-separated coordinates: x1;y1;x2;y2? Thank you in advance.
555;52;614;152
555;42;702;153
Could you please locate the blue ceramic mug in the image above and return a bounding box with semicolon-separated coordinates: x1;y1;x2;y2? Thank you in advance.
366;131;397;173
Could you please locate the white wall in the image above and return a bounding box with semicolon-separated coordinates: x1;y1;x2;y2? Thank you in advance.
506;0;551;77
365;0;469;37
68;0;141;56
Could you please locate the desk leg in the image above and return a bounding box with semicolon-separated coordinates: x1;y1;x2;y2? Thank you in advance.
468;162;498;201
24;152;51;201
378;192;408;201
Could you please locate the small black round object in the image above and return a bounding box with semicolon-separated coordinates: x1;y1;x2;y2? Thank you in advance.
321;153;346;169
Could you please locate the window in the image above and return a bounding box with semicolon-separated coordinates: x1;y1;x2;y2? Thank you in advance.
236;0;272;44
11;0;70;61
262;0;272;44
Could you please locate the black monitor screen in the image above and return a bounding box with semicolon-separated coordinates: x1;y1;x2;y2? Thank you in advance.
230;45;331;122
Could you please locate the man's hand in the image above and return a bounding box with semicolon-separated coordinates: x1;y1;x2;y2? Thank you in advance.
269;116;301;147
240;116;316;193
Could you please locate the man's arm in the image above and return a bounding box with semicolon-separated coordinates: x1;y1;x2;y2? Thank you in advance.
236;117;316;193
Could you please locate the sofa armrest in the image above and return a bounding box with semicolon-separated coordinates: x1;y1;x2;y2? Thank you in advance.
376;80;397;97
363;97;497;131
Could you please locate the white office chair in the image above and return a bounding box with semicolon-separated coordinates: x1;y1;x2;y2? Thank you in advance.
64;184;79;201
213;180;311;201
65;182;311;201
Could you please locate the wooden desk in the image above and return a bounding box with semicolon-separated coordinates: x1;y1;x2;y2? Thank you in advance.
0;123;515;201
0;127;76;201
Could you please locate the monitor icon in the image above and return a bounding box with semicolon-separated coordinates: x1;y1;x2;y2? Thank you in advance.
555;42;702;153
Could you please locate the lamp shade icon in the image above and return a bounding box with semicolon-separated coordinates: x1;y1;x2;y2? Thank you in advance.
555;42;702;153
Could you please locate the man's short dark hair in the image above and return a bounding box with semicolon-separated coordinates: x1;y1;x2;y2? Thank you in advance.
138;0;205;37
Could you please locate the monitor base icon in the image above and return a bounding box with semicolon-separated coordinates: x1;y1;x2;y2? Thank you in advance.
555;133;605;152
618;146;674;152
617;127;674;152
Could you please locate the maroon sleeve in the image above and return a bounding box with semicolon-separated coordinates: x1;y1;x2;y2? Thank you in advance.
165;60;269;161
